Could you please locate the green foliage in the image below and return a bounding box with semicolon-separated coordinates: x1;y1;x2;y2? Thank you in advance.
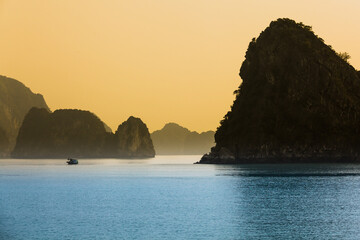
337;52;351;62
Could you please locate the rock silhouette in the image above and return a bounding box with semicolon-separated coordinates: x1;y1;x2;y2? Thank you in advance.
199;18;360;164
115;116;155;158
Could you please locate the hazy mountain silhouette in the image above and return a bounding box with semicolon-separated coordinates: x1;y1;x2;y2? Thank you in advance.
199;18;360;164
0;75;49;157
12;108;154;158
151;123;214;155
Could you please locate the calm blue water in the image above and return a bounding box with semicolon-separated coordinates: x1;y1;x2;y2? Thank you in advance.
1;156;360;239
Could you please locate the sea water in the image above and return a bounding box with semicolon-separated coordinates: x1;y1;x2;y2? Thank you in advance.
1;156;360;239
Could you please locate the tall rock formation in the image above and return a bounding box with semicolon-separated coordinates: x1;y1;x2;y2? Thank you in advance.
151;123;214;155
115;116;155;158
0;75;49;157
199;18;360;164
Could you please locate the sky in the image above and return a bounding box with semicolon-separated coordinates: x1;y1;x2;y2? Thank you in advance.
0;0;359;132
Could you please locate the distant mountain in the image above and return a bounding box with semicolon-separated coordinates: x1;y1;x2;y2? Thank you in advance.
151;123;214;155
12;108;154;158
0;75;49;157
199;18;360;164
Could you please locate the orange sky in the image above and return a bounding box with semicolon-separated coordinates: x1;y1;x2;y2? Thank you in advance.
1;0;359;132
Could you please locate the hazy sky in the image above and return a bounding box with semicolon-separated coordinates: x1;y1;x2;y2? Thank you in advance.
1;0;359;132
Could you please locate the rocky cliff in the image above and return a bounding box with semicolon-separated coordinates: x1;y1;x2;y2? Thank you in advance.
151;123;214;155
199;18;360;164
115;116;155;158
12;109;155;158
0;75;49;157
0;128;9;156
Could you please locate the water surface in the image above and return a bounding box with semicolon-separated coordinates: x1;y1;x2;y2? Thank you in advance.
1;156;360;239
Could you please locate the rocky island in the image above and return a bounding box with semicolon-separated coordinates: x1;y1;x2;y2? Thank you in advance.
115;116;155;158
12;108;155;158
198;18;360;164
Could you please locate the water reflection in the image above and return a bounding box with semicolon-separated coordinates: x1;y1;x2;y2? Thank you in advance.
215;164;360;239
215;164;360;176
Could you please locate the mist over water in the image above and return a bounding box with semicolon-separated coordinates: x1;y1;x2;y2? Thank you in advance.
1;156;360;239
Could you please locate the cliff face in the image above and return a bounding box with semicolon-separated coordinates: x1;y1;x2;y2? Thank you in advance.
0;75;49;157
151;123;215;155
199;18;360;164
0;127;9;156
12;109;154;158
115;116;155;158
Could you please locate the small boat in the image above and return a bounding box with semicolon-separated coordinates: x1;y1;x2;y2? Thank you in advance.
66;158;78;165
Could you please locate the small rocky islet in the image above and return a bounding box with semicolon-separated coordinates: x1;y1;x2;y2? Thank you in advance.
198;18;360;164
